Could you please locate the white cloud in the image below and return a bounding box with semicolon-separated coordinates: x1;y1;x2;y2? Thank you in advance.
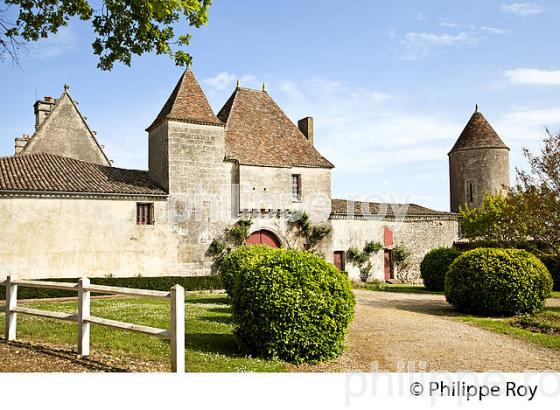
501;2;544;16
414;13;428;22
505;68;560;85
402;31;481;48
28;27;76;59
202;72;236;90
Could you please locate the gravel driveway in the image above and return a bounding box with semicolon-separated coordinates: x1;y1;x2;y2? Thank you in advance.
291;290;560;372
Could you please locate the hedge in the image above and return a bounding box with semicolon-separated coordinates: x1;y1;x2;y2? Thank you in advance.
445;248;553;316
0;275;223;300
420;247;462;291
222;245;355;364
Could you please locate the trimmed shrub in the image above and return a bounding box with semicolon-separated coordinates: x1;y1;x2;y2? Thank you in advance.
219;245;270;297
420;247;462;291
539;255;560;291
445;248;553;316
222;245;355;364
0;275;223;301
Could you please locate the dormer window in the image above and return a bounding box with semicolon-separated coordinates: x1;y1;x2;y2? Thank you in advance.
291;174;302;201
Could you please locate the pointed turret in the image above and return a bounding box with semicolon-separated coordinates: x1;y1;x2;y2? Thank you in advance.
146;69;223;131
449;108;509;154
448;107;510;212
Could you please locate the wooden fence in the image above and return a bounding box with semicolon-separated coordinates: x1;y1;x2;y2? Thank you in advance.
1;276;185;372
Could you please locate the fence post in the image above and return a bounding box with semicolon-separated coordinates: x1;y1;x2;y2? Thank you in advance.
4;275;17;341
170;284;185;373
77;277;91;357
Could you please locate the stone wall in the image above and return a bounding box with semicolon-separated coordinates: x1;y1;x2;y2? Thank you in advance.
331;216;459;282
0;196;170;281
150;120;233;276
449;148;509;212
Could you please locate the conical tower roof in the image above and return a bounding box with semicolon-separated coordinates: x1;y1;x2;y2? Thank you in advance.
147;69;223;130
449;108;509;154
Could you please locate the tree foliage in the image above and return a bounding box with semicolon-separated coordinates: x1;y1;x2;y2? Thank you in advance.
1;0;211;69
392;244;413;282
460;130;560;259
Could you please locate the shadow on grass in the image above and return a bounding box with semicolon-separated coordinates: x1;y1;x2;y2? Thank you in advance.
188;297;230;305
198;314;235;326
185;332;244;356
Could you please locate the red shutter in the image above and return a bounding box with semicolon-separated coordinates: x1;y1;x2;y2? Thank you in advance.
384;226;393;247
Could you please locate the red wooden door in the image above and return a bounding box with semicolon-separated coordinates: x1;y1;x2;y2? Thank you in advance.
384;249;393;280
246;230;281;248
333;251;345;271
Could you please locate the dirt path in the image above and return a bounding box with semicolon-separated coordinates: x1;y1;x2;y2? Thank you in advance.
0;340;167;372
291;290;560;372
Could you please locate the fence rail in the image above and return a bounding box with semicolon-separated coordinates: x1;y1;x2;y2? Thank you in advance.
1;275;185;372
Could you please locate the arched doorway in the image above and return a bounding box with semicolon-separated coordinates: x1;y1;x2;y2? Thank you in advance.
246;229;281;248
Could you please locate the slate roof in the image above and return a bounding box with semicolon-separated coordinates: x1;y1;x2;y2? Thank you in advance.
0;153;165;196
217;87;334;169
449;111;509;154
147;70;224;130
331;198;457;218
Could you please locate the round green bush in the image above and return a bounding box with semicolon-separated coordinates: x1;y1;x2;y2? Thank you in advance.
219;245;269;297
221;245;355;364
420;247;462;291
445;248;553;316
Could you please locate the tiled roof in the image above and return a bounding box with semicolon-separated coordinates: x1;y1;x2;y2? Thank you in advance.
217;87;334;169
147;70;224;130
0;153;166;196
331;198;457;218
449;111;509;154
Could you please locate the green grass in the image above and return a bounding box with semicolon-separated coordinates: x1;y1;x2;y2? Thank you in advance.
551;291;560;299
0;293;285;372
456;307;560;351
351;280;443;295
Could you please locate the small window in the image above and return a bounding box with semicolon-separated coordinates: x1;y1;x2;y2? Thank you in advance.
467;181;475;203
291;174;302;201
137;203;154;225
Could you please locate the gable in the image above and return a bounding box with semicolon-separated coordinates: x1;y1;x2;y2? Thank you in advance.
19;92;111;166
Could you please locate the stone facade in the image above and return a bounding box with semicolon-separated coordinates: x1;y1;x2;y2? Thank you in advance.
0;195;169;280
449;148;510;212
331;216;459;282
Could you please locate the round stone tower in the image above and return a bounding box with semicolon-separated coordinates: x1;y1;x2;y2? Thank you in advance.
448;107;510;213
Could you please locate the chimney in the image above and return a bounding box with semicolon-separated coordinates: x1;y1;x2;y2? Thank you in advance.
33;96;57;130
15;134;31;155
298;117;314;145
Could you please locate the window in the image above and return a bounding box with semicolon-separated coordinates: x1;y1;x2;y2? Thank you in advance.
291;174;302;201
467;181;475;203
137;203;154;225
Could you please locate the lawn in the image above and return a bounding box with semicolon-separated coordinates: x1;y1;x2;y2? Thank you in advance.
351;281;443;295
0;293;285;372
456;306;560;352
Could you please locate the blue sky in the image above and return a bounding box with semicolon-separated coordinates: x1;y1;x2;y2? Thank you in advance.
2;0;560;211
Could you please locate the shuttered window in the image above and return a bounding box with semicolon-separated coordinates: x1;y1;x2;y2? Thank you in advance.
291;174;302;201
137;203;154;225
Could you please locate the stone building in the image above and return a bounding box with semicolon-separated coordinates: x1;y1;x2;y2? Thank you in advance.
0;69;509;283
448;106;510;212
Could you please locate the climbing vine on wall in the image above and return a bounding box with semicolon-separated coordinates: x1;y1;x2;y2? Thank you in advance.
207;218;253;271
287;211;332;252
346;241;383;282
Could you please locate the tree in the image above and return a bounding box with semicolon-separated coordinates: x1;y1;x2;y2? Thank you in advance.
287;211;331;252
1;0;211;70
460;193;519;245
459;130;560;259
392;245;412;283
346;241;383;282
